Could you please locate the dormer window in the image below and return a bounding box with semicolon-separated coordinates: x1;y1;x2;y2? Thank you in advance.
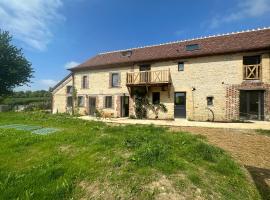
186;44;200;51
121;50;132;57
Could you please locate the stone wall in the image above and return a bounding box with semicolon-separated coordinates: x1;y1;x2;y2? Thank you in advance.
52;76;73;114
52;51;270;121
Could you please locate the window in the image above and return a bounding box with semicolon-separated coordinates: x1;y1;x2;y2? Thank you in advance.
243;55;261;65
175;92;185;106
67;96;73;107
66;86;73;94
178;62;184;71
207;96;213;106
78;96;84;107
152;92;160;104
186;44;200;51
82;75;88;89
121;50;132;57
243;55;261;80
105;96;112;108
111;73;120;87
139;65;151;71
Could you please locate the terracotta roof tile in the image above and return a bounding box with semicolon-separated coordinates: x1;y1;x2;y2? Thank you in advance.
71;28;270;71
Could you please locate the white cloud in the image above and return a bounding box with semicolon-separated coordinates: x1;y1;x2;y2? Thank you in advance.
209;0;270;28
64;61;80;69
40;79;58;87
0;0;64;50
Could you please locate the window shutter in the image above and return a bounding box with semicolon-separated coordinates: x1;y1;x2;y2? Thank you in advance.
103;96;106;108
87;76;89;88
118;72;121;86
111;96;114;109
81;76;83;89
109;73;112;88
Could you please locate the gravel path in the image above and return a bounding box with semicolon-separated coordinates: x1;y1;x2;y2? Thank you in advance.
80;116;270;130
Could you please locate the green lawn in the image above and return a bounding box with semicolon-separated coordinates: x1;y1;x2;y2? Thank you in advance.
0;112;261;199
256;129;270;137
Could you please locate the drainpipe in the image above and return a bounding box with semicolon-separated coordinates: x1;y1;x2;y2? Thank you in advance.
192;87;196;120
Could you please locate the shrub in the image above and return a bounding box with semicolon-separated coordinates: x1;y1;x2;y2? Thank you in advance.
145;101;168;119
23;101;51;111
129;114;136;119
3;97;51;105
94;109;103;118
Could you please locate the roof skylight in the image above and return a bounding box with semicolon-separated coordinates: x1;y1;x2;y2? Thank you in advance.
186;44;200;51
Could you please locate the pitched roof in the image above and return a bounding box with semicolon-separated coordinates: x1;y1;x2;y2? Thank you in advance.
70;27;270;71
51;73;72;93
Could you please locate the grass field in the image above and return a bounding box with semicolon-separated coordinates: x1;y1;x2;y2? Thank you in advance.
0;112;261;199
256;129;270;137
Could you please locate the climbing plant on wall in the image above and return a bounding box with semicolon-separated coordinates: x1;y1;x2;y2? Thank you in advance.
146;101;168;119
72;87;79;116
134;95;147;119
133;87;147;119
133;87;167;119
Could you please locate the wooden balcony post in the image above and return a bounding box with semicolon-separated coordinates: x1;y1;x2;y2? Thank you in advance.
168;68;170;82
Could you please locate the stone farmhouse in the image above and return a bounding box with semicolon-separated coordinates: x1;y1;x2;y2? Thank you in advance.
52;28;270;121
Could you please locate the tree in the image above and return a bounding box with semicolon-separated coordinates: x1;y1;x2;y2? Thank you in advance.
0;30;33;95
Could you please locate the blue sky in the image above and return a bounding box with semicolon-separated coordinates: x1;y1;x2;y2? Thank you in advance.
0;0;270;91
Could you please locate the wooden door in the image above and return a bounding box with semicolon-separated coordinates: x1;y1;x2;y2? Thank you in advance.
89;97;96;116
120;96;129;117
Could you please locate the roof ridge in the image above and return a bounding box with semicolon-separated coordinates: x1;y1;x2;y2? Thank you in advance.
98;26;270;55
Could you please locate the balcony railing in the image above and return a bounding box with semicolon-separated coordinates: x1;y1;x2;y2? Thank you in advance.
126;69;171;85
243;64;261;80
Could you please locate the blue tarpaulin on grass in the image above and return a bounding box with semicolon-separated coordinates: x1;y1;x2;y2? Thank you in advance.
0;124;60;135
32;128;60;135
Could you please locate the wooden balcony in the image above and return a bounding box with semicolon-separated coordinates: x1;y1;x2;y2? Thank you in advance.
243;64;261;80
126;69;171;86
